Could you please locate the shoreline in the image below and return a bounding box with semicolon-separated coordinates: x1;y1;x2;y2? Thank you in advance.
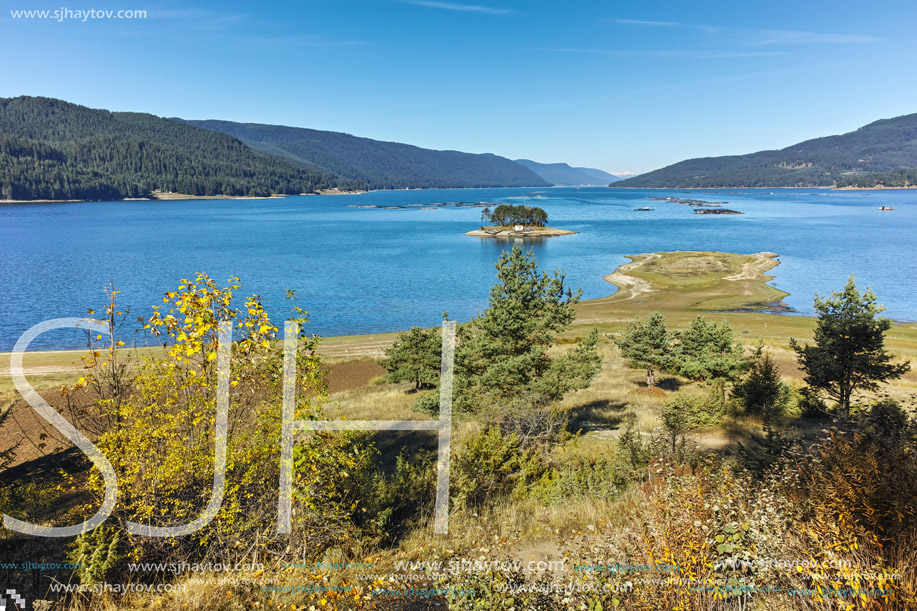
0;185;545;205
835;185;917;190
608;186;836;190
0;188;370;205
4;184;917;204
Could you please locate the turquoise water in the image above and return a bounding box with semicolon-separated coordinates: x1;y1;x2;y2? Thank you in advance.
1;187;916;351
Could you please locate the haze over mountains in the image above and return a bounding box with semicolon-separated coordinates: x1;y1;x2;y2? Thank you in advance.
613;113;917;189
513;159;621;186
182;119;547;190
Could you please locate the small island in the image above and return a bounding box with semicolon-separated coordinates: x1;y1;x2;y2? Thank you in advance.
465;203;576;238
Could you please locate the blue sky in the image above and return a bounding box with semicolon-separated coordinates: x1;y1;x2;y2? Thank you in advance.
1;0;915;174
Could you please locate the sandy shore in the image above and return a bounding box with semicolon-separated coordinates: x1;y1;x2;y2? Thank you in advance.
151;193;288;200
835;185;917;190
313;188;368;195
723;252;780;281
602;253;661;299
465;226;576;238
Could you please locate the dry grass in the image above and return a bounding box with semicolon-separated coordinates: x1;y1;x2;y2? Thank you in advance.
558;340;663;440
325;383;423;422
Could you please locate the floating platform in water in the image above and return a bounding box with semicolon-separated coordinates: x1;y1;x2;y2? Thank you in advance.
694;208;743;215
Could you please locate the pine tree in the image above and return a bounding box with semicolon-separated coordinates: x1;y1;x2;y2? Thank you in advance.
732;352;789;420
613;311;672;387
674;317;746;383
790;276;910;418
379;327;441;391
452;247;600;442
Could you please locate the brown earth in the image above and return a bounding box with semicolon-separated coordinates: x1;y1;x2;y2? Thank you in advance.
324;359;385;394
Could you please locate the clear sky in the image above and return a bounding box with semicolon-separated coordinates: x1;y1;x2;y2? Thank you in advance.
2;0;915;174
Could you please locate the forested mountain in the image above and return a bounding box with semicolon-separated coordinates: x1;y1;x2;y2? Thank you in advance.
514;159;620;186
0;96;357;200
612;113;917;188
183;120;549;190
836;168;917;188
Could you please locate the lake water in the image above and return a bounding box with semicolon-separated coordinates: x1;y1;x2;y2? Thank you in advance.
1;187;916;351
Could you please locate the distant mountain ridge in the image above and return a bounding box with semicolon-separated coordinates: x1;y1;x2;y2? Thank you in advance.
514;159;620;186
182;120;549;190
612;113;917;188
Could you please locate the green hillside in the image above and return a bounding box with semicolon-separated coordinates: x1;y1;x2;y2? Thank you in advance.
184;120;549;190
0;96;357;200
837;168;917;188
612;113;917;188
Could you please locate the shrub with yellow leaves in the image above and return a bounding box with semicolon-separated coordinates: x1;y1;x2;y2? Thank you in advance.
74;274;375;571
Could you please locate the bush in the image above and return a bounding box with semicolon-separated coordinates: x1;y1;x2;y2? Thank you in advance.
661;391;723;453
451;428;546;508
559;406;917;610
781;399;917;545
494;397;568;448
797;385;829;419
736;423;791;476
0;404;17;473
360;450;437;544
618;413;650;470
560;454;791;610
411;389;441;415
527;452;634;505
764;401;917;606
68;525;121;585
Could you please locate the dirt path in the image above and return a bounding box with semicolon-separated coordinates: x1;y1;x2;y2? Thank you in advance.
602;253;660;299
723;252;779;281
